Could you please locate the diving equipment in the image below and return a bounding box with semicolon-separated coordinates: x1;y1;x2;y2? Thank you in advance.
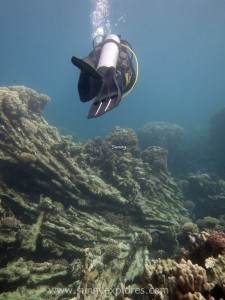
71;34;137;118
97;34;120;73
87;34;121;118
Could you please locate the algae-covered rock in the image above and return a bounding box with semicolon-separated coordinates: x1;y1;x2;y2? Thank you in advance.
20;211;44;252
0;258;69;299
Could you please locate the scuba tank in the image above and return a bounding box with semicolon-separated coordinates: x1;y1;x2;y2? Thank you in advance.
87;34;122;118
97;34;120;75
71;33;138;118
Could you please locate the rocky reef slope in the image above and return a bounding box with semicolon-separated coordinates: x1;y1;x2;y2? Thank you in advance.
0;86;223;299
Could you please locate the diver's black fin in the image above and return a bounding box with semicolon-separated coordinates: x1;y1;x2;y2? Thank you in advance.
87;68;122;118
78;71;102;102
71;56;102;80
87;96;120;118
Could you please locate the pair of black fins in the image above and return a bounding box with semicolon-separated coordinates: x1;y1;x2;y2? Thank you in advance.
71;56;121;118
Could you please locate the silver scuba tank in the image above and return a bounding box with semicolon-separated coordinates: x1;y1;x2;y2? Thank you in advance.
97;34;120;76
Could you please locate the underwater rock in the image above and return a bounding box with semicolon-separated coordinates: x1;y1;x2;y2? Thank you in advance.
0;258;69;299
21;211;44;252
0;86;192;298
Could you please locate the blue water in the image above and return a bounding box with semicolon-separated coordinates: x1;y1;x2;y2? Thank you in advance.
1;0;225;140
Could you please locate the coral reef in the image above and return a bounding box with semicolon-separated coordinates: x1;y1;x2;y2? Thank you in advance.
106;126;138;147
1;86;224;299
0;258;70;299
0;86;191;298
137;122;184;175
205;254;225;299
207;254;225;285
184;172;225;220
137;122;184;151
199;217;220;230
181;222;199;235
141;146;168;173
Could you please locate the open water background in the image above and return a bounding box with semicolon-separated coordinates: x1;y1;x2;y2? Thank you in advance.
1;0;225;140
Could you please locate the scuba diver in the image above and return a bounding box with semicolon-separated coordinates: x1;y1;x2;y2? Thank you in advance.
71;34;138;118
